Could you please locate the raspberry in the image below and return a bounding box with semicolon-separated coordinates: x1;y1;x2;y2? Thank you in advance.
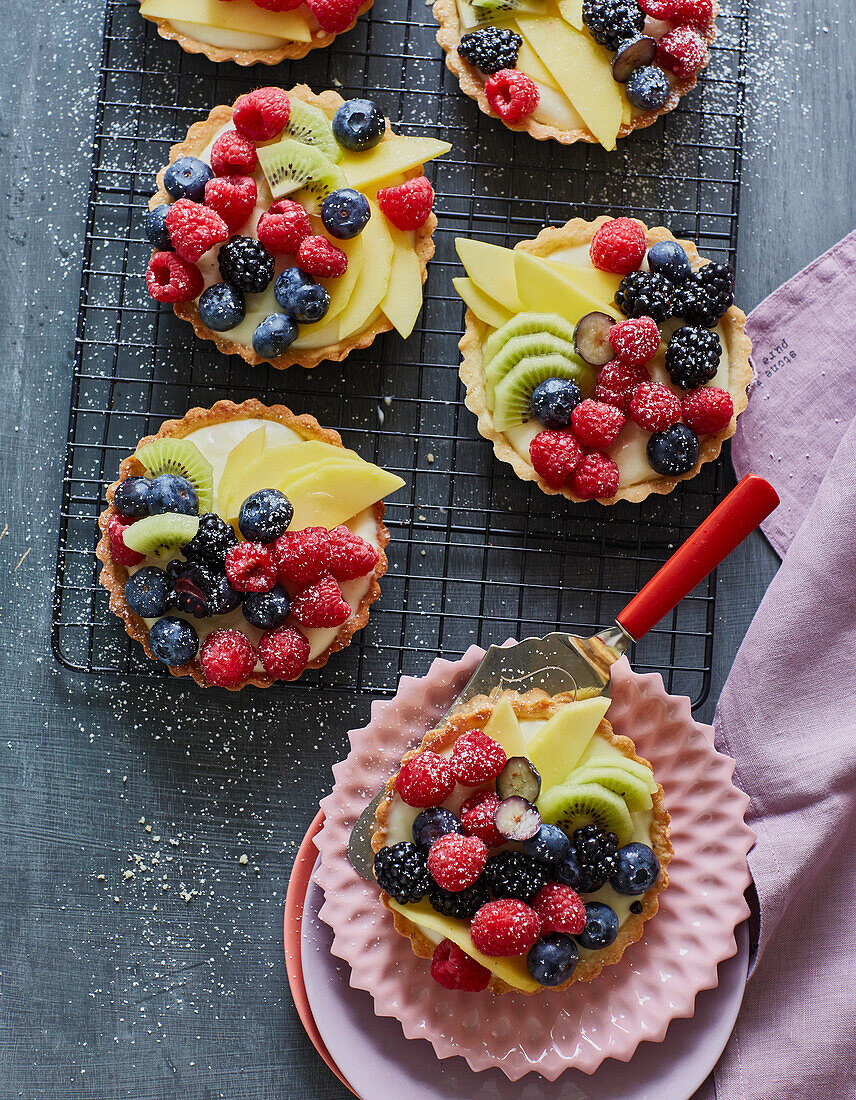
326;525;379;581
571;399;626;449
271;527;330;586
164;199;229;263
305;0;362;32
470;899;541;957
297;235;348;278
145;251;203;304
200;628;257;688
638;0;679;15
628;381;682;431
257;625;310;680
460;792;504;847
256;199;312;254
657;24;709;80
450;731;507;786
595;360;652;412
484;69;540;123
677;0;714;29
395;752;456;808
430;940;491;992
252;0;303;9
224;542;278;593
681;386;734;433
529;429;583;489
209;130;258;177
290;574;351;628
534;883;586;935
571;452;621;500
203;175;257;231
232;87;291;142
108;514;144;567
589;218;647;275
427;833;488;892
608;315;661;366
376;176;434;231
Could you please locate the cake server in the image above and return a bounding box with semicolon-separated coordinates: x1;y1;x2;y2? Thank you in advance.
348;474;779;878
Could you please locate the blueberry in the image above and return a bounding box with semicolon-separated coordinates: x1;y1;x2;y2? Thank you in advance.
332;99;385;152
522;823;572;864
321;188;371;239
198;283;245;332
575;902;619;950
148;616;199;666
113;476;151;518
274;267;314;313
412;807;462;850
647;424;700;476
252;314;298;359
529;378;582;428
162;156;213;202
555;850;606;894
625;66;671;112
144;204;172;250
647;240;692;283
147;474;198;516
242;586;291;630
291;283;331;325
238;488;294;543
527;933;579;986
609;843;660;895
125;567;171;617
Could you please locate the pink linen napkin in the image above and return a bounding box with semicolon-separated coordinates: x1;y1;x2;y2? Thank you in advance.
696;231;856;1100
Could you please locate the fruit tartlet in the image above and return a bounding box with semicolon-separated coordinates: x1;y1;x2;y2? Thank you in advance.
453;216;752;504
372;689;672;993
144;85;450;370
138;0;372;65
96;399;404;689
434;0;717;148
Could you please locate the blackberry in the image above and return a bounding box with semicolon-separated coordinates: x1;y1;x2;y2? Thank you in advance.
614;270;675;322
582;0;645;52
484;850;548;905
564;826;620;893
677;262;735;328
665;325;721;389
373;842;430;904
183;512;238;568
458;26;522;74
166;560;241;618
629;900;644;914
574;824;619;861
428;877;489;920
218;236;275;293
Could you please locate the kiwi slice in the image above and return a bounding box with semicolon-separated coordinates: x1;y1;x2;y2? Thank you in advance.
123;513;200;558
484;312;579;367
134;438;214;514
484;331;582;405
257;138;345;204
569;764;653;813
579;753;657;792
283;99;342;163
538;781;634;845
492;352;597;431
470;0;545;17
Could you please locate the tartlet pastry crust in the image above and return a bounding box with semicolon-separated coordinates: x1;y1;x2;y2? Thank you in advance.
458;216;754;504
96;398;390;690
150;86;438;371
433;0;719;144
372;688;673;994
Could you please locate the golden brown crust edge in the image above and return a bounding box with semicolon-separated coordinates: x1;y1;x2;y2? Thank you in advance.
458;216;753;505
433;0;719;145
95;399;390;690
150;86;438;372
371;689;673;995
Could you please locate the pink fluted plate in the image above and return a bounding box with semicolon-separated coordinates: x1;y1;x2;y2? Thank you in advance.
314;648;754;1081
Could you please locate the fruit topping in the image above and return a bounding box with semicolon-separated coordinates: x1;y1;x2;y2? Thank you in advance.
460;792;505;847
570;761;655;811
608;315;660;366
494;795;541;841
496;756;541;802
428;878;489;920
638;0;678;14
165;199;229;263
395;752;456;808
630;900;643;914
527;932;579;985
198;283;246;332
147;472;198;516
450;730;508;786
522;823;572;865
571;451;620;500
484;850;547;904
611;34;656;82
678;0;714;32
225;542;278;593
573;311;616;367
484;69;540;123
238;488;294;543
257;199;313;254
677;262;735;327
296;235;348;278
492;350;591;431
326;525;379;581
609;842;660;894
257;132;344;210
457;26;523;74
183;513;238;568
145;251;204;304
589;218;646;275
272;527;330;586
373;841;431;903
135;438;214;512
257;624;310;680
647;239;692;282
166;559;241;617
122;513;200;558
570;399;626;449
428;833;488;892
529;378;582;428
125;566;171;617
275;267;319;314
534;883;586;935
430;940;491;992
576;901;619;949
232;87;292;142
628;381;681;432
484;313;578;365
582;0;645;52
529;429;583;489
320;188;371;239
614;270;674;322
147;616;199;666
412;807;463;850
290;574;352;628
332;99;386;152
252;314;298;359
242;585;292;630
203;175;257;232
595;359;652;412
681;386;733;434
218;236;275;293
162;156;213;202
200;628;258;688
657;23;709;80
144;205;172;251
470;898;541;956
376;176;435;232
539;781;633;847
646;424;699;475
625;66;672;111
305;0;363;34
282;98;341;163
113;476;151;519
665;325;721;388
210;130;258;178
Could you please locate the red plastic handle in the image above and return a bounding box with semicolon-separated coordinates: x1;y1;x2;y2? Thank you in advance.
616;474;779;641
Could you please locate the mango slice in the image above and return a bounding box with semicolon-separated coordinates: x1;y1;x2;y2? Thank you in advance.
527;695;611;791
341;137;452;190
452;277;513;331
140;0;311;40
285;461;405;531
541;260;623;308
482;696;529;759
336;202;394;340
455;238;522;313
217;426;267;517
514;251;618;322
381;224;424;339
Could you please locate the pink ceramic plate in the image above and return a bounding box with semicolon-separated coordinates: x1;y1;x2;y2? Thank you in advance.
315;648;754;1081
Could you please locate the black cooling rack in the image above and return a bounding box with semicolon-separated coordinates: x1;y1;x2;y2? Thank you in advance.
52;0;747;707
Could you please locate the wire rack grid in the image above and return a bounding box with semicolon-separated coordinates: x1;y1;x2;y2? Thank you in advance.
52;0;748;707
